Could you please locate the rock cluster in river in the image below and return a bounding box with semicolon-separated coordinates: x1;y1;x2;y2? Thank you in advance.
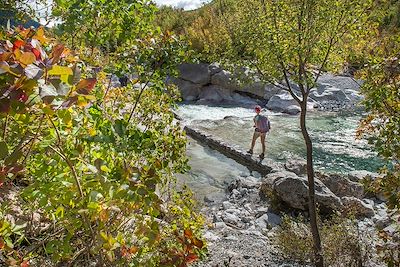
174;63;363;114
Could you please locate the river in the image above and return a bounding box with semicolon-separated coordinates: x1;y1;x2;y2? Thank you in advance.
175;104;383;201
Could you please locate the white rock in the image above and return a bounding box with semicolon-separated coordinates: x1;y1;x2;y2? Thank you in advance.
204;231;221;242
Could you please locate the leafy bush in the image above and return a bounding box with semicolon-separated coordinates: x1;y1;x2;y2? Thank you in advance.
0;22;204;267
275;214;373;266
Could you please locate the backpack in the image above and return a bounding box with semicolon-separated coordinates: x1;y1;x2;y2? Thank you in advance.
256;115;270;133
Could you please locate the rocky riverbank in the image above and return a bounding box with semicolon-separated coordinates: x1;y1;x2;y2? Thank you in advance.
173;63;363;114
195;159;392;266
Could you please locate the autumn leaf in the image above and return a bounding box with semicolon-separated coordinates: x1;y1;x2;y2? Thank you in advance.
32;27;49;44
18;52;36;66
0;52;12;61
76;78;97;94
13;40;25;51
50;44;65;64
185;253;198;263
20;260;30;267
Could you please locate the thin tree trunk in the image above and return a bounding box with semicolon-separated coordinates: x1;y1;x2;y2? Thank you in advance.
300;103;324;267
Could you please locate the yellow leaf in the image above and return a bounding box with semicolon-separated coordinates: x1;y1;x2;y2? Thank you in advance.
100;165;110;172
89;128;96;136
47;65;73;84
33;27;49;44
19;52;36;66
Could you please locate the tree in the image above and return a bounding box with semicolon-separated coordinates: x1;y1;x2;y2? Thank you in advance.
1;0;205;265
211;0;372;265
357;30;400;265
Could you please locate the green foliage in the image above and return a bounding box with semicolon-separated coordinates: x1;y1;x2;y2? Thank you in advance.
0;12;204;267
357;30;400;267
276;214;373;266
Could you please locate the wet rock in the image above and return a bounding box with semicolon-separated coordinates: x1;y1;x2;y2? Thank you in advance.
284;105;301;115
284;158;307;176
342;196;375;217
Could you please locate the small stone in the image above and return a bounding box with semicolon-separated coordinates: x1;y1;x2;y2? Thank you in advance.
204;195;215;203
222;212;240;225
214;222;227;229
225;235;239;241
204;231;220;242
222;201;234;210
232;189;241;196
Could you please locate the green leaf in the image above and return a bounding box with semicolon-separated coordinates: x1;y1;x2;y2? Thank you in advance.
0;142;9;160
48;65;73;84
5;149;23;165
39;83;58;103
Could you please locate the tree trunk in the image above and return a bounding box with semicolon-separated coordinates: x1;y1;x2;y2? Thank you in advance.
300;102;324;267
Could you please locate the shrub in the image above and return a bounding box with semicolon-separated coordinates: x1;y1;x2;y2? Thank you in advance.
275;213;374;266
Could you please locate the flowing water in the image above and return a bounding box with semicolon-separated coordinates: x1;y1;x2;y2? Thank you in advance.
175;104;383;201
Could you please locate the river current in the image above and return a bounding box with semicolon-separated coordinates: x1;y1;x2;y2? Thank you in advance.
175;104;383;201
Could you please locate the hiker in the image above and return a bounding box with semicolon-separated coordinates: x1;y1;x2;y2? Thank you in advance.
247;105;271;159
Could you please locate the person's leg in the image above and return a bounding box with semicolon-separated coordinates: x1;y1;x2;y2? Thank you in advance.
248;131;260;153
259;132;266;158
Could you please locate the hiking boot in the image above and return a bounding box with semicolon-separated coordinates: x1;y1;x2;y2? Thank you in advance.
247;149;253;155
259;153;264;159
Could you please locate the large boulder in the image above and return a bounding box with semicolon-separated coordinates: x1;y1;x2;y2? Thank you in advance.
266;92;316;114
264;85;283;101
260;171;343;212
241;82;265;98
309;87;350;102
342;197;375;217
274;175;343;212
266;93;299;112
317;73;362;91
173;78;201;101
178;63;211;85
211;70;237;90
317;172;364;199
197;85;233;103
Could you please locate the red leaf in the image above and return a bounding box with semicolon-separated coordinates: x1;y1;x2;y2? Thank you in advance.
31;48;41;60
0;238;4;249
76;78;96;94
13;40;25;51
20;260;30;267
16;91;28;103
185;253;198;263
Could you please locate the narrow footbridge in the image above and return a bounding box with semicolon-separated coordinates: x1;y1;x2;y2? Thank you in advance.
184;126;274;175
